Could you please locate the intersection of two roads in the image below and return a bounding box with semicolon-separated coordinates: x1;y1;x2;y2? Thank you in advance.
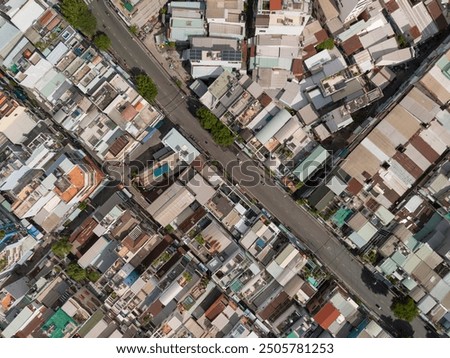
88;0;436;337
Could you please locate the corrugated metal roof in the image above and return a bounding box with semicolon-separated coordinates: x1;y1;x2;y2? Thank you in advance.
10;0;45;33
402;253;421;274
162;128;200;164
418;295;437;314
402;277;418;291
359;24;395;48
367;37;398;60
78;237;109;269
379;257;397;275
430;279;450;302
255;109;291;144
348;232;367;248
293;145;329;181
313;302;340;330
336;20;367;42
391;251;407;266
1;306;33;338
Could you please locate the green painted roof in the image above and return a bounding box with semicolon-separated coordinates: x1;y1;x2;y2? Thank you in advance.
332;208;353;228
402;278;417;291
414;213;443;241
391;251;407;266
124;2;133;12
293;146;329;182
41;308;77;338
379;258;397;275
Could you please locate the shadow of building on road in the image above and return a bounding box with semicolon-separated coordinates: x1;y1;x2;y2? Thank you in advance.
360;267;389;296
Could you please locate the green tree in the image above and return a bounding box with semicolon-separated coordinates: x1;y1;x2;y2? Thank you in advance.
212;123;235;146
396;35;408;49
60;0;97;37
66;263;86;282
195;234;205;245
0;258;8;271
129;24;138;35
196;107;217;129
195;107;235;146
316;38;335;51
391;296;419;322
134;74;158;103
78;201;87;211
93;33;111;51
182;271;192;282
86;269;101;282
52;238;72;259
0;230;5;240
165;224;174;233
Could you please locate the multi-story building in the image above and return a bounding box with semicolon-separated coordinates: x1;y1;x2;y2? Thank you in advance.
335;0;372;24
205;0;246;40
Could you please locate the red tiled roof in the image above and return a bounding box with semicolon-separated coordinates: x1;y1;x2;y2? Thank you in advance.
147;299;163;316
425;0;447;30
347;178;363;196
46;17;61;31
38;9;55;27
69;217;97;244
314;29;329;44
258;292;289;321
258;92;272;107
341;35;363;55
410;135;440;163
123;233;149;252
313;302;340;329
303;44;317;60
384;0;399;13
241;40;248;66
393;152;423;180
109;136;130;157
270;0;282;11
426;0;443;19
204;294;227;321
409;25;421;39
292;58;305;79
359;9;371;22
121;103;138;121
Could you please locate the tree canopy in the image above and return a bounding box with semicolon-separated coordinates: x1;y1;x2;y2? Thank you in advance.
316;38;335;51
66;263;101;282
93;33;112;51
51;238;72;259
0;258;7;271
196;107;235;147
86;269;101;282
60;0;97;37
391;296;419;322
66;262;86;282
129;25;138;35
134;74;158;103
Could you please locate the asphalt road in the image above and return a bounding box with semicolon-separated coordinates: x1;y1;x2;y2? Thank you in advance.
88;0;434;337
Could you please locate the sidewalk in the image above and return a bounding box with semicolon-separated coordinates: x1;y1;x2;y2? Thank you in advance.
139;26;192;96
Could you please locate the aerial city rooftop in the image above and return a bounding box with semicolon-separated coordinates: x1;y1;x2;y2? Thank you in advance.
0;0;449;339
